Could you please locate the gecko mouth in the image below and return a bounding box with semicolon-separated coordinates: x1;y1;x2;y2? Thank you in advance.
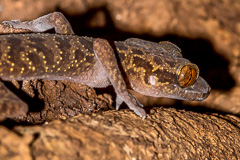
180;89;210;101
178;76;211;101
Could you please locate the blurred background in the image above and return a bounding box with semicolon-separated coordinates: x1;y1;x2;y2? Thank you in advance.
0;0;240;115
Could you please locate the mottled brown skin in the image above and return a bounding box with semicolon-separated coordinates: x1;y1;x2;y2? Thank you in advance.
115;39;210;101
0;12;210;118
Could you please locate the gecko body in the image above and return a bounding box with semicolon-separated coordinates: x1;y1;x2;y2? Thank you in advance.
0;12;210;118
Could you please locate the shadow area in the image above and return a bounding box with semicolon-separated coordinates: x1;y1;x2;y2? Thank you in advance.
2;81;45;112
0;81;45;128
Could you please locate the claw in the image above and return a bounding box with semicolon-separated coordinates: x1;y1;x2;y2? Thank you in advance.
116;95;123;110
133;107;147;119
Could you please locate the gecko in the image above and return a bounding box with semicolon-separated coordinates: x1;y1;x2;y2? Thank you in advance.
0;12;210;119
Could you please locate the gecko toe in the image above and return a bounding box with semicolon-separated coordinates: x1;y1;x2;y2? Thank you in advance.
115;95;123;110
134;107;147;119
2;20;21;26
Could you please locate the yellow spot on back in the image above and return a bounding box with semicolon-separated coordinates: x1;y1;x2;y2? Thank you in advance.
32;67;35;71
10;68;13;72
8;56;11;59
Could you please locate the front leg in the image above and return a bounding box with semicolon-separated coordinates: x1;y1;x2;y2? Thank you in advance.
2;12;74;35
93;39;146;118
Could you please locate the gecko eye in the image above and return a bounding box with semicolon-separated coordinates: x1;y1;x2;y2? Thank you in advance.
177;64;199;87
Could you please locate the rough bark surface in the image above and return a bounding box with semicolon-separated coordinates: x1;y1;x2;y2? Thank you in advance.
14;80;112;123
0;0;240;159
1;108;240;159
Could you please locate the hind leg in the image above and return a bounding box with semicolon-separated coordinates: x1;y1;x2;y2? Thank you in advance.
2;12;74;35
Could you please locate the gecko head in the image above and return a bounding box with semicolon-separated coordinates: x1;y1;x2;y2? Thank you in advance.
115;38;211;101
131;61;211;101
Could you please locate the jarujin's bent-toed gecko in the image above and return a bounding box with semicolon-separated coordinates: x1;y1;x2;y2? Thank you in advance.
0;12;210;118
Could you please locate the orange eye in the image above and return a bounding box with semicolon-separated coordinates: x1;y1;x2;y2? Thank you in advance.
178;64;199;87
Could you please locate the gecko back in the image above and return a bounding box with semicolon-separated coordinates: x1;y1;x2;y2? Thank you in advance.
0;33;96;82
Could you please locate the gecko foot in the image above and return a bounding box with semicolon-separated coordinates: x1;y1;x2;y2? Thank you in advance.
127;94;146;119
117;93;146;119
2;20;22;27
131;106;146;119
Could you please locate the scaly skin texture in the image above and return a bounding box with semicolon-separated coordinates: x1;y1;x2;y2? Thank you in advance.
0;12;210;118
115;38;210;101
